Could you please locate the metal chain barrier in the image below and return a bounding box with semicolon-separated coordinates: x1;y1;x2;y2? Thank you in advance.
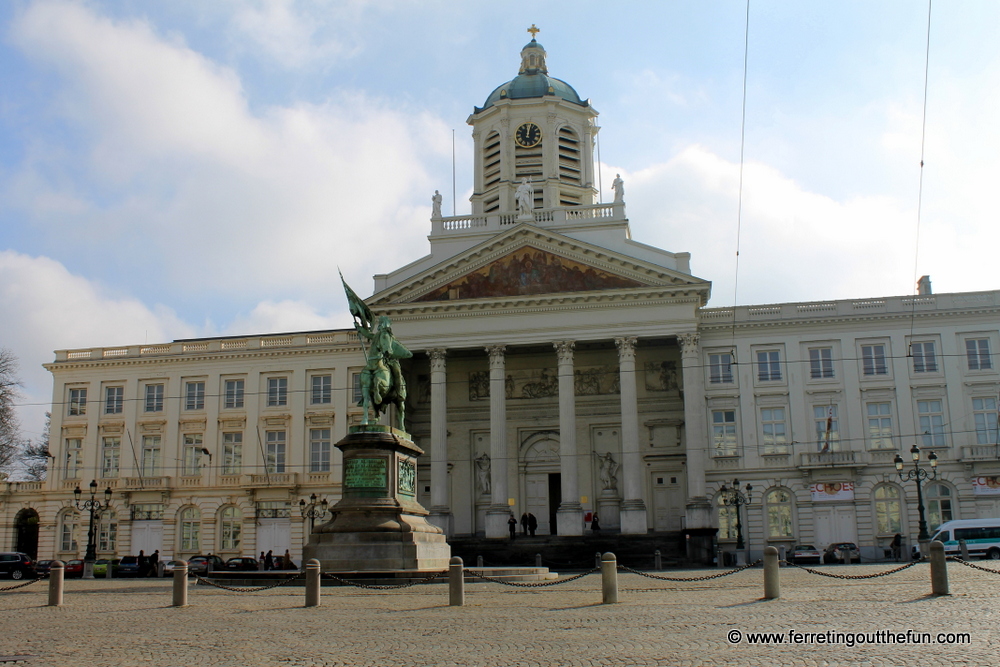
616;560;762;582
191;571;304;593
780;558;923;579
947;556;1000;574
320;571;444;590
0;576;46;592
464;568;598;587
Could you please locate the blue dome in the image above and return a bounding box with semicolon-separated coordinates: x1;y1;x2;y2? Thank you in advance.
480;73;585;111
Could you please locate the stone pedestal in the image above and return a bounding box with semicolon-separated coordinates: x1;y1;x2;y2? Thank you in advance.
304;427;450;571
597;492;621;530
619;500;648;535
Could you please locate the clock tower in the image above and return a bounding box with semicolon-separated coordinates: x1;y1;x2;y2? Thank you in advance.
468;28;599;216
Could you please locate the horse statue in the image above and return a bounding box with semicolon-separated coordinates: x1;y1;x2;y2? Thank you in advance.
341;273;413;428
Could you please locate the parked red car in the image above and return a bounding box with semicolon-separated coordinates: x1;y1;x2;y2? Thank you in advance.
63;559;85;578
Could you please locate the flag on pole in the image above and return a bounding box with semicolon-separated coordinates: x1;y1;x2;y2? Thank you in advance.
820;406;834;453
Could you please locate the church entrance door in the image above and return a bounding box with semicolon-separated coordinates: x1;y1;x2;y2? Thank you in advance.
520;433;561;536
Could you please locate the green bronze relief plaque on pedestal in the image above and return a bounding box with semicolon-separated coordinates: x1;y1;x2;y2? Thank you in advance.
398;459;416;496
345;457;387;489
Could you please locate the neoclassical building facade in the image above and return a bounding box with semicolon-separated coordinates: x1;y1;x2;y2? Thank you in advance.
2;37;999;564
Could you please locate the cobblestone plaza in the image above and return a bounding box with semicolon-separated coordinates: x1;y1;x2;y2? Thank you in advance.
1;562;997;666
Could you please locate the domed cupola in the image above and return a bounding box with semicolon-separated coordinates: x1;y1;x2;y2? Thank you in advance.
468;26;599;216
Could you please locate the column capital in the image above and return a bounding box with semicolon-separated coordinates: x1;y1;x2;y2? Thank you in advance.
428;348;447;371
553;340;575;363
485;345;506;369
614;336;637;361
677;332;700;354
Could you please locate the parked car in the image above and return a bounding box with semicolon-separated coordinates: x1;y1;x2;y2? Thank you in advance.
187;555;225;575
63;559;85;578
790;544;822;565
35;560;54;576
93;559;120;578
116;556;141;577
823;542;861;564
0;552;37;580
225;557;260;571
162;560;181;576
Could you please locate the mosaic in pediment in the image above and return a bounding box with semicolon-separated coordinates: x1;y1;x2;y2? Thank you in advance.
415;247;644;302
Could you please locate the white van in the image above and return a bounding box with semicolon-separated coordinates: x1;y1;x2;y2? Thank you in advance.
929;519;1000;559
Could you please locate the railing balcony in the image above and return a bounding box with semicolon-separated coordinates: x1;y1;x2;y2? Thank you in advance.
712;457;741;470
962;445;1000;462
179;476;202;487
249;473;298;486
219;474;244;486
799;451;862;468
122;476;171;490
432;203;626;237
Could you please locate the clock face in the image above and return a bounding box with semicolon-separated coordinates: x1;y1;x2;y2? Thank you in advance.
515;122;542;148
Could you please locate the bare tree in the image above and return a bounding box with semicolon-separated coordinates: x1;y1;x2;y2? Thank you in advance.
0;348;23;475
21;411;50;481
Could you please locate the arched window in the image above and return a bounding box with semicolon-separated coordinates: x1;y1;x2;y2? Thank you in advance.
59;509;80;553
219;506;242;551
765;488;794;538
179;507;201;552
716;494;738;540
926;484;954;531
98;510;117;553
873;485;902;535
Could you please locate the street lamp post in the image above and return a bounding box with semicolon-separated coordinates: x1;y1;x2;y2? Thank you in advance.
73;480;113;580
299;494;330;534
719;479;753;556
895;443;938;543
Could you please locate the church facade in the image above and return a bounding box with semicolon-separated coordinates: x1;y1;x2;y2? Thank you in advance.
3;37;999;565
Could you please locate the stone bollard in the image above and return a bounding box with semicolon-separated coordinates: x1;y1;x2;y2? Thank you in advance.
654;549;662;571
304;559;321;608
535;553;542;567
959;539;969;560
778;546;786;567
763;546;780;600
595;552;601;570
48;560;64;607
172;560;188;607
157;561;164;578
843;549;852;566
449;557;464;607
716;546;724;569
929;540;949;596
601;553;618;604
476;555;484;568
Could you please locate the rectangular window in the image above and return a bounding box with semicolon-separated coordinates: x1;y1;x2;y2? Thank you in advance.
867;402;894;449
756;351;781;382
105;386;124;415
60;517;77;552
223;432;243;474
352;373;363;404
224;379;245;409
861;344;888;376
967;339;993;371
760;407;788;454
809;348;834;379
814;405;840;451
711;410;737;457
182;434;204;476
98;517;117;552
101;437;121;478
65;438;82;478
265;430;286;474
309;428;332;472
973;397;999;445
68;388;87;416
141;435;161;476
917;400;946;447
185;381;205;411
911;341;938;373
311;374;332;404
144;384;164;412
708;353;734;384
267;377;288;407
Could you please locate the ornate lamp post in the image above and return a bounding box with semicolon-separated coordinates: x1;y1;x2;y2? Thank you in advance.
895;444;938;542
299;494;330;534
73;480;113;579
719;479;753;552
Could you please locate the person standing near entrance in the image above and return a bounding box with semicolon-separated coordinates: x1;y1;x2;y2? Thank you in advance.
520;512;528;536
590;514;601;534
149;549;159;577
264;550;274;571
507;513;517;540
527;513;538;537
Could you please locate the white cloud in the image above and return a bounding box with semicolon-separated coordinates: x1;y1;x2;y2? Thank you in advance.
222;298;346;335
0;251;195;438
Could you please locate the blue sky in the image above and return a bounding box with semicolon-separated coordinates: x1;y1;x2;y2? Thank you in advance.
2;1;999;439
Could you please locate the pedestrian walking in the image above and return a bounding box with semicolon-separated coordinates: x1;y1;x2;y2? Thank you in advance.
149;549;159;577
508;513;517;540
527;512;538;537
520;512;529;536
264;550;274;571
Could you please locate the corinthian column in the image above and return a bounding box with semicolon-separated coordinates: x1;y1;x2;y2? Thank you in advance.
678;332;712;536
485;345;510;538
615;336;647;534
554;340;583;535
427;349;451;534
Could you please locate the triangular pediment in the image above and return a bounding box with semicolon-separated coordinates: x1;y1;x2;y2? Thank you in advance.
370;224;710;308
